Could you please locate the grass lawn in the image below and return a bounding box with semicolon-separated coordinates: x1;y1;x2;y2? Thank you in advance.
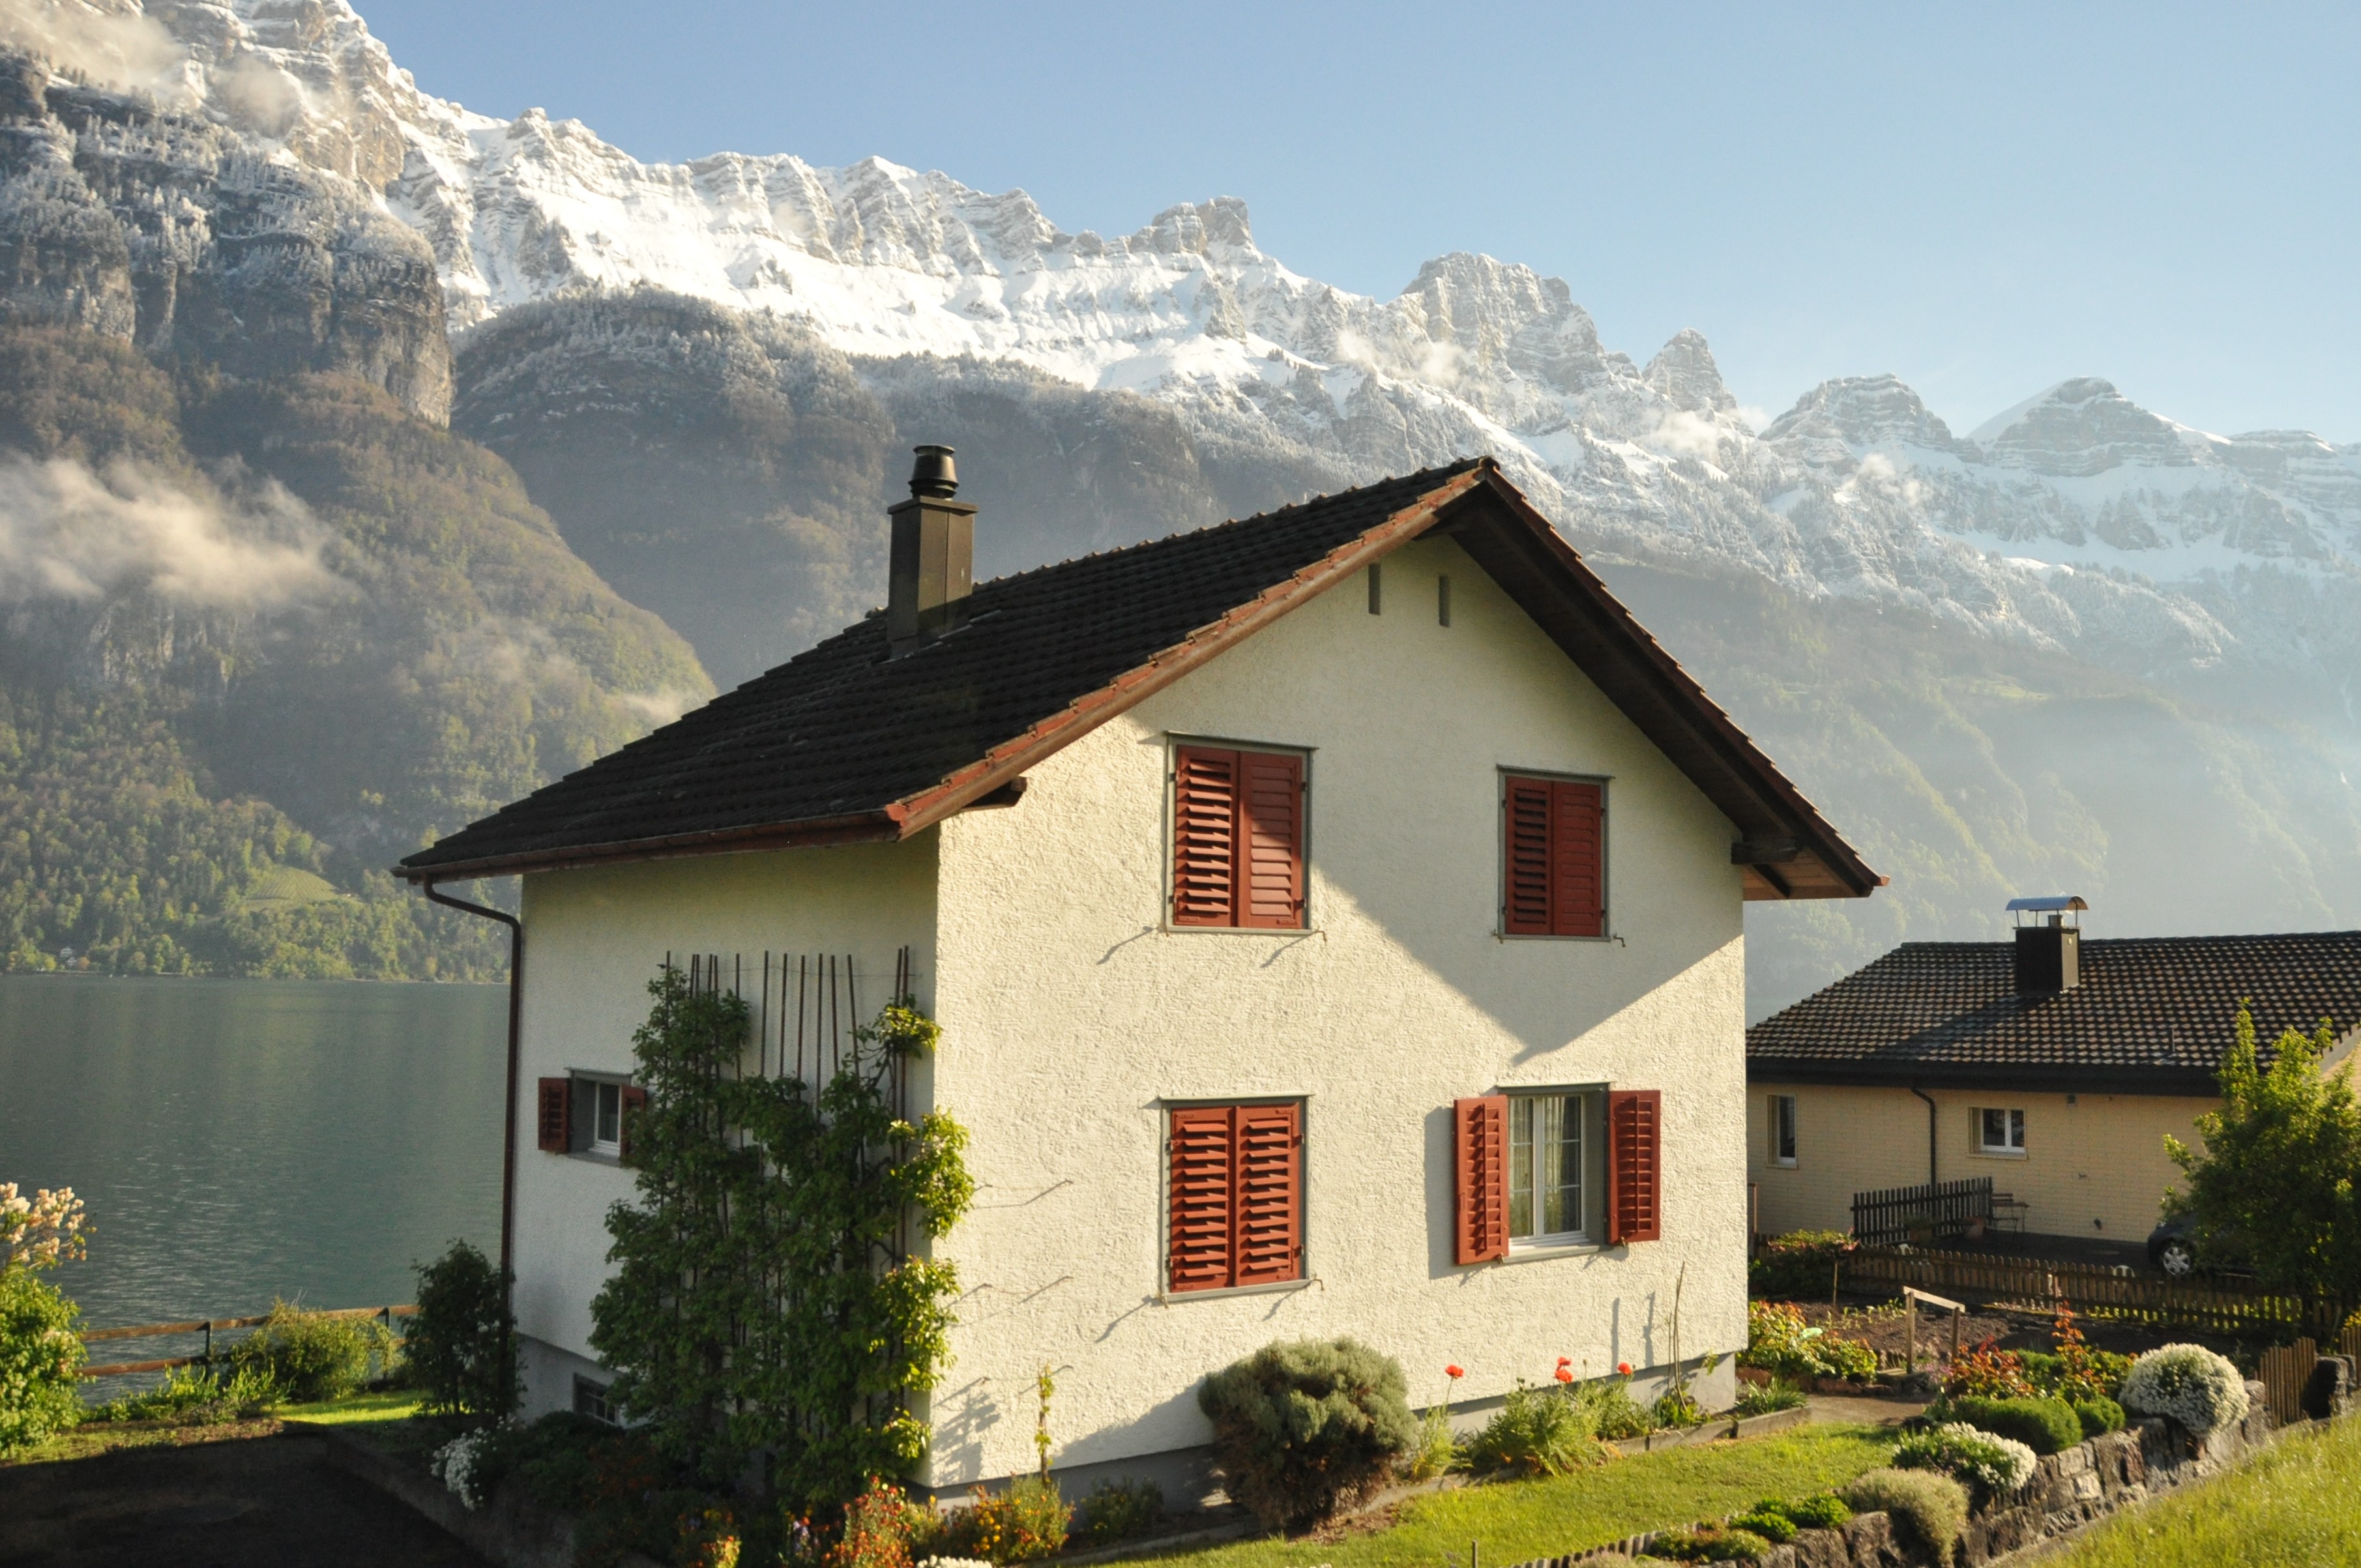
273;1389;423;1426
1126;1425;1898;1568
2044;1417;2361;1568
3;1388;424;1468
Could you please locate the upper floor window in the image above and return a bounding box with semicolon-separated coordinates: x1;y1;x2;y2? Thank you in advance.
537;1073;645;1162
1978;1107;2027;1155
1171;744;1306;929
1770;1094;1797;1167
1501;774;1606;937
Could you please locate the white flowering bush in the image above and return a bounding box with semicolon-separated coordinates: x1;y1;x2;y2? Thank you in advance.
917;1559;998;1568
0;1185;86;1271
1894;1421;2037;1493
431;1427;498;1509
2119;1344;2250;1435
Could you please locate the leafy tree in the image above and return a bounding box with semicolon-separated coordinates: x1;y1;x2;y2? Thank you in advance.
409;1240;518;1422
2165;1003;2361;1305
592;969;972;1511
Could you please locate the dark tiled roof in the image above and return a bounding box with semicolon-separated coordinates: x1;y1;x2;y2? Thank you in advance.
1748;933;2361;1094
402;463;1487;875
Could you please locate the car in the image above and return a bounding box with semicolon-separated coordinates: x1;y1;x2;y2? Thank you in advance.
2146;1216;2252;1279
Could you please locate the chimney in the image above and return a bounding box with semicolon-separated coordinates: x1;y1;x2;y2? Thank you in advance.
2006;895;2086;995
888;444;976;657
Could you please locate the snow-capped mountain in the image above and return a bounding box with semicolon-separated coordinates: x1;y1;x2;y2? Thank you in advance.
61;0;2354;706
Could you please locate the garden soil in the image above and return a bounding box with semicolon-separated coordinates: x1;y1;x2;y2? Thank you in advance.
0;1429;487;1566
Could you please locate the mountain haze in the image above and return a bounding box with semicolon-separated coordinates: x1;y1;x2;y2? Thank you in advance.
3;0;2357;1008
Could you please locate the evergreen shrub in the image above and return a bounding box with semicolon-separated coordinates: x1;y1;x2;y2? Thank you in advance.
1941;1394;2083;1455
1840;1468;1969;1559
1197;1337;1418;1528
408;1240;516;1421
228;1299;400;1404
2072;1394;2127;1437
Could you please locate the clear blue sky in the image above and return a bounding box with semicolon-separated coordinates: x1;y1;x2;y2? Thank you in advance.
362;1;2360;441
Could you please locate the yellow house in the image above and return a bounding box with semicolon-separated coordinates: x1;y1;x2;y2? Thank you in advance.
1747;905;2361;1261
400;451;1880;1498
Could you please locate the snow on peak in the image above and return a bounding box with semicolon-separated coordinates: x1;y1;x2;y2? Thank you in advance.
1762;374;1962;457
1967;377;2198;476
1642;329;1737;415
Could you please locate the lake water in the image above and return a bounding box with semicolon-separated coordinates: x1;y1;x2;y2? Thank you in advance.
0;974;506;1333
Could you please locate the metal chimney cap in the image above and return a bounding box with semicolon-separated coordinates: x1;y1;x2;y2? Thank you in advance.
2004;895;2088;912
908;444;958;499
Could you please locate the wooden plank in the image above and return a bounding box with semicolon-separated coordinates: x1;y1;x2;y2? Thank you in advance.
78;1304;415;1344
81;1356;203;1378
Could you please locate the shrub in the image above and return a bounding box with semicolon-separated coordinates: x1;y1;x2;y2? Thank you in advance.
1727;1509;1798;1543
1197;1337;1418;1529
1840;1468;1968;1559
2045;1301;2132;1399
1463;1380;1609;1477
0;1266;83;1453
1758;1493;1851;1530
943;1477;1068;1564
1944;1394;2083;1455
1741;1301;1877;1383
2072;1394;2126;1436
1749;1230;1856;1299
1894;1421;2037;1493
1646;1524;1772;1561
830;1477;929;1568
408;1240;516;1421
1944;1339;2035;1399
228;1299;400;1404
1585;1374;1658;1440
2119;1343;2251;1435
89;1363;278;1425
1733;1377;1806;1416
1071;1477;1162;1546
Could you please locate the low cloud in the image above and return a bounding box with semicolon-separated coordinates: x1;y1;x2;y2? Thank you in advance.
0;0;185;95
0;455;345;610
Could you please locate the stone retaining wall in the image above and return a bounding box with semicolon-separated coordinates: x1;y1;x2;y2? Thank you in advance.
1534;1379;2281;1567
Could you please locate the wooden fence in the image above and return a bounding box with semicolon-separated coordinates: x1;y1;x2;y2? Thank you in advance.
78;1304;415;1379
1850;1177;1993;1247
1840;1246;2336;1338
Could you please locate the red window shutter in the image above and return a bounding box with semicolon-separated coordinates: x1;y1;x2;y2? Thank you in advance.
537;1077;570;1154
1503;779;1552;935
1167;1107;1237;1291
1454;1094;1510;1264
1173;748;1240;927
1550;781;1604;937
1607;1089;1662;1243
1232;1102;1304;1285
1239;751;1306;929
619;1084;649;1167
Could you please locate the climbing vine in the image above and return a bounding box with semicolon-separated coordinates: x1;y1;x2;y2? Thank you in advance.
592;967;973;1511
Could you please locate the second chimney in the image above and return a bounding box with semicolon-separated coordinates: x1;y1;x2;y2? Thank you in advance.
2006;895;2087;995
888;444;976;657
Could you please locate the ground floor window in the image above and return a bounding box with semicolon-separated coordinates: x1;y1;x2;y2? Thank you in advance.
573;1375;617;1425
589;1081;623;1156
1508;1090;1602;1244
1166;1101;1304;1293
1978;1106;2027;1154
1770;1094;1797;1167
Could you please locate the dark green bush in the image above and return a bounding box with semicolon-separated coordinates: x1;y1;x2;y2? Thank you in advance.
227;1299;398;1404
1648;1524;1772;1561
1729;1509;1798;1543
1464;1381;1610;1477
1197;1337;1418;1529
1748;1230;1855;1299
1073;1477;1164;1545
1760;1492;1852;1530
2072;1394;2126;1437
0;1268;84;1452
1946;1393;2083;1455
407;1240;516;1421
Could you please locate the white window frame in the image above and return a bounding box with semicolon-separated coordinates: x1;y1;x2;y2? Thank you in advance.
1506;1087;1605;1249
1976;1106;2027;1157
1770;1094;1798;1168
589;1079;624;1157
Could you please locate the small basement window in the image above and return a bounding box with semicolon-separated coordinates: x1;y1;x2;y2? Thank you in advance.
1769;1094;1797;1167
1978;1107;2027;1155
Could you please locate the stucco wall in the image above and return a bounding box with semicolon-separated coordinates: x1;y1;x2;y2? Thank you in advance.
1749;1082;2210;1243
508;839;939;1384
925;535;1751;1488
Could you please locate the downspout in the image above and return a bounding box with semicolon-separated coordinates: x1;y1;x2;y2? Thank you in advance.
424;879;523;1395
1909;1084;1938;1187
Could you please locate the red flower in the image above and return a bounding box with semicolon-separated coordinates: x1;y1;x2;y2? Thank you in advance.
1445;1365;1465;1379
1554;1367;1574;1384
1617;1361;1633;1376
1557;1356;1572;1368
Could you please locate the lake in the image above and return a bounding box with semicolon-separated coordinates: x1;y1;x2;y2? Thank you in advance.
0;974;506;1333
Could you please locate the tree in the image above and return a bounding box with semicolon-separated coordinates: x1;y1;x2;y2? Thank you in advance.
591;968;973;1511
0;1183;88;1453
408;1241;518;1421
2165;1004;2361;1307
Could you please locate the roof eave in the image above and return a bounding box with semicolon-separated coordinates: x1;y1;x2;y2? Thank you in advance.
394;809;901;883
1747;1056;2220;1097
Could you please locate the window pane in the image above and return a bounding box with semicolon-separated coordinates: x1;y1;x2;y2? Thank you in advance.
2010;1109;2025;1148
598;1082;621;1144
1548;1096;1582;1237
1509;1097;1534;1238
1774;1097;1796;1161
1980;1108;2002;1148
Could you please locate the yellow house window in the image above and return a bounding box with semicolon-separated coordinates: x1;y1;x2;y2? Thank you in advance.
1769;1094;1797;1167
1977;1107;2027;1155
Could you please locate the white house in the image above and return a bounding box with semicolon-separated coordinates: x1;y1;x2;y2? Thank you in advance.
400;449;1880;1500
